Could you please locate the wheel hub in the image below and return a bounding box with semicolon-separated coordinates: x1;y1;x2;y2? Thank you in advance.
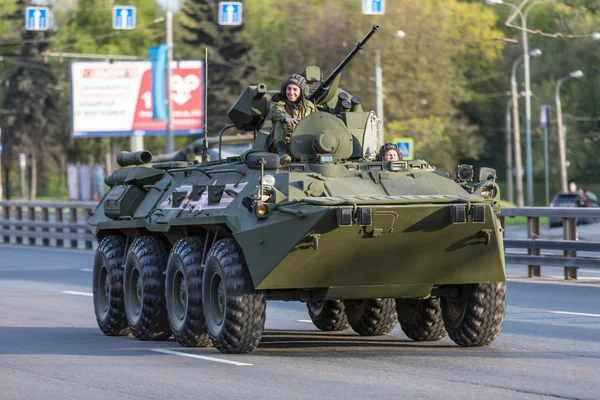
98;265;109;312
209;272;224;326
129;267;142;316
172;269;187;323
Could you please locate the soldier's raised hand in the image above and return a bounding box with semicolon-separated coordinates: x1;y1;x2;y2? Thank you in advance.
284;117;300;127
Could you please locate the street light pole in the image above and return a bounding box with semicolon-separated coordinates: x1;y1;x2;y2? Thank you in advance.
165;0;175;154
555;70;583;192
510;48;541;207
505;98;514;205
375;49;384;144
487;0;550;205
374;30;405;145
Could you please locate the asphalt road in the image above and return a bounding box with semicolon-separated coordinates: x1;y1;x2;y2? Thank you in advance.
1;245;599;400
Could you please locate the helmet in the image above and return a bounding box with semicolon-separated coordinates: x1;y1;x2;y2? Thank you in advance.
280;74;310;102
376;143;403;161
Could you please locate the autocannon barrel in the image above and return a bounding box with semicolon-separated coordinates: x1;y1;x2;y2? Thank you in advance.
307;24;380;102
116;151;152;167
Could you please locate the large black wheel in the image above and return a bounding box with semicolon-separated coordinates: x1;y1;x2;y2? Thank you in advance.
123;236;171;341
203;238;266;354
166;237;211;347
396;297;446;341
441;282;506;347
93;235;130;336
307;301;349;332
344;298;397;336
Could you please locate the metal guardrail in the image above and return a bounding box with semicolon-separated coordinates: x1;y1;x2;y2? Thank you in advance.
499;207;600;280
0;200;97;250
1;202;599;280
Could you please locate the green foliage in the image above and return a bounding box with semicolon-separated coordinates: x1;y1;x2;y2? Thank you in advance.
178;0;254;130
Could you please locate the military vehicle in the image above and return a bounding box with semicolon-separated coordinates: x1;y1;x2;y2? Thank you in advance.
88;25;506;354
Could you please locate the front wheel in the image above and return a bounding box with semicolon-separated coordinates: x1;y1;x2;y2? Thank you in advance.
93;235;130;336
203;238;266;354
441;283;506;347
344;298;397;336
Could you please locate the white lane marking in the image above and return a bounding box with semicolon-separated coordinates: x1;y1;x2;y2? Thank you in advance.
79;268;93;272
61;290;93;297
150;349;252;366
550;311;600;318
297;319;313;323
548;275;600;281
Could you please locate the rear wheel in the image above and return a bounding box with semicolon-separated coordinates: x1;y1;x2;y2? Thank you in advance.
441;283;506;347
203;238;266;354
124;236;171;341
396;298;446;341
93;235;130;336
165;237;211;347
344;298;397;336
307;301;349;332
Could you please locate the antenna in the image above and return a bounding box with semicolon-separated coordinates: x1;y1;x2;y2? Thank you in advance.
201;47;209;162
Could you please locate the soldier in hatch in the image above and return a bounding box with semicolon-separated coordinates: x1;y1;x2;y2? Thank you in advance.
376;143;403;162
267;74;317;163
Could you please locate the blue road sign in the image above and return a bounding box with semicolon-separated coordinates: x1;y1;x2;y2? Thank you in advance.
218;2;243;26
393;137;414;160
0;142;3;156
362;0;385;15
113;6;136;30
25;7;49;31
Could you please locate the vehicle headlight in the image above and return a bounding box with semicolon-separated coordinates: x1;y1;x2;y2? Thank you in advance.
261;174;276;187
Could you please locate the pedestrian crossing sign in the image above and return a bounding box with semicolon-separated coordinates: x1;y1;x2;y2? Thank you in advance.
393;138;414;160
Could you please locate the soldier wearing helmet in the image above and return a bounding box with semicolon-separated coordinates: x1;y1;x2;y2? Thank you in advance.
376;143;403;162
267;74;317;163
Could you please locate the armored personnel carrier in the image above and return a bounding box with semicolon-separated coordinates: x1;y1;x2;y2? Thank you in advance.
88;25;506;354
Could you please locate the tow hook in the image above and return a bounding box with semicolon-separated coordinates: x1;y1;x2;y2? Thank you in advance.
479;229;492;246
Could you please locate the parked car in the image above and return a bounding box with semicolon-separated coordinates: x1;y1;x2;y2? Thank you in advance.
548;191;599;228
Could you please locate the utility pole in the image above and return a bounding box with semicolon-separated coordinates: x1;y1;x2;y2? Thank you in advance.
165;0;175;153
541;105;550;205
19;153;26;199
522;17;534;206
556;71;583;193
505;99;514;205
511;71;524;207
375;49;384;145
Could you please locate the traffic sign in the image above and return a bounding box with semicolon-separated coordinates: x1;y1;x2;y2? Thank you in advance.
25;6;49;31
218;2;242;26
113;6;136;30
19;153;26;170
0;142;3;156
393;137;414;160
362;0;385;15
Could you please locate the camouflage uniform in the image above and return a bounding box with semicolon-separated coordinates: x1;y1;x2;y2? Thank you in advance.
267;74;316;161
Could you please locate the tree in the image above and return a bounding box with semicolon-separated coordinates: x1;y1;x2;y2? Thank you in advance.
0;0;61;200
178;0;254;131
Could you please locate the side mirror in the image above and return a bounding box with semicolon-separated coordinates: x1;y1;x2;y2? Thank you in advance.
245;152;281;170
479;167;497;182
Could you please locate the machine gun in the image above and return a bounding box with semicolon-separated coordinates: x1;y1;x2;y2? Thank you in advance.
307;24;380;105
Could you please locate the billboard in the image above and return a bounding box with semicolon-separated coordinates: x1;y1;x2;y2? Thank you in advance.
69;60;204;138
